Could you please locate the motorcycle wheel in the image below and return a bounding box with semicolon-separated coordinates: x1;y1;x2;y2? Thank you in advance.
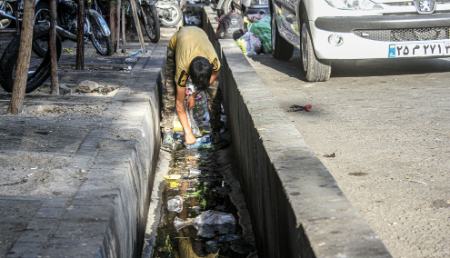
32;1;52;58
0;0;14;29
88;10;113;56
160;4;182;27
140;3;160;43
0;24;62;93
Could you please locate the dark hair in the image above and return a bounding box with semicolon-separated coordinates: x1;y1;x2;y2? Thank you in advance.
189;57;213;91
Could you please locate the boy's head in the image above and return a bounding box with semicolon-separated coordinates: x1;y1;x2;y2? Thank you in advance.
189;57;213;91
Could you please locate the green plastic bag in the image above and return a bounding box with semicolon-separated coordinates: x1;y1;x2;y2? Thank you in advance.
249;16;272;53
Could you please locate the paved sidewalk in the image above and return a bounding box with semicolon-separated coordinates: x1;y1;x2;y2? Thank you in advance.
0;36;168;257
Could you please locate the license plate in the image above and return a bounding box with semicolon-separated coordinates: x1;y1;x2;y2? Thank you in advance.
388;41;450;58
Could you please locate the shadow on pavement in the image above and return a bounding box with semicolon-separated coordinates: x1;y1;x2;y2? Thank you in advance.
248;54;305;81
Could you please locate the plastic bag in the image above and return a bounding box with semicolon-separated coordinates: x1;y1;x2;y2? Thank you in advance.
164;174;182;189
236;32;261;56
173;210;236;238
167;195;184;213
191;91;210;132
187;108;202;137
188;168;201;178
185;82;202;137
186;134;212;150
249;15;272;53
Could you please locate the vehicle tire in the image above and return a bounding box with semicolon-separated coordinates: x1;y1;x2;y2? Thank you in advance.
300;22;331;82
32;1;51;58
0;0;14;30
140;4;160;43
271;13;294;61
160;3;182;27
0;24;62;93
88;10;113;56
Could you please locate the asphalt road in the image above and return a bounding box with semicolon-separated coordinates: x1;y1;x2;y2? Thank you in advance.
247;54;450;258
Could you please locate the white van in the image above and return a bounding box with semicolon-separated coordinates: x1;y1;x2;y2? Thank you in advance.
270;0;450;81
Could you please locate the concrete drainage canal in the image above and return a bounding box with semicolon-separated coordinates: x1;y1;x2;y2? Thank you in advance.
149;143;257;258
141;98;258;257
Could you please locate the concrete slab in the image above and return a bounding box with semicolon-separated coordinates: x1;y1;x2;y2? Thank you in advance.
0;38;166;257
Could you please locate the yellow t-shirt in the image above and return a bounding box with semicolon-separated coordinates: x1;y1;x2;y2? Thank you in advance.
168;27;221;87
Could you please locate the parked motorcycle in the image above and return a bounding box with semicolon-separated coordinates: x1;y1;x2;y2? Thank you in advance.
125;0;160;43
33;0;112;57
138;0;160;42
0;0;14;29
0;0;62;93
156;0;182;27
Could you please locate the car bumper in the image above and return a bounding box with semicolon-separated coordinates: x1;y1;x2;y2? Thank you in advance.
310;14;450;60
315;14;450;32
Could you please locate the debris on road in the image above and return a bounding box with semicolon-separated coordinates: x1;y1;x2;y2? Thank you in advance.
288;104;312;112
348;172;368;177
323;153;336;158
77;80;100;93
76;80;119;95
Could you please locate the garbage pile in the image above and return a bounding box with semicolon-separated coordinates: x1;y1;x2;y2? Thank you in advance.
216;8;272;56
153;84;257;258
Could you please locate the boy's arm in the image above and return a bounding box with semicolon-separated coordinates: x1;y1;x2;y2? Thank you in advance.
176;86;197;145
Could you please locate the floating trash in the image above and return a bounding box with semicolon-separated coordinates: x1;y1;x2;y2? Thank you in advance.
173;210;236;238
187;168;202;178
151;79;256;258
167;195;184;213
164;174;182;189
186;135;212;150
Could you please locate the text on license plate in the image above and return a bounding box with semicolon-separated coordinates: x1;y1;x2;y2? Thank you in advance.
388;42;450;58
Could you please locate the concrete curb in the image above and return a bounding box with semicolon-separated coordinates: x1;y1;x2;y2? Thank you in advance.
140;151;171;258
202;7;392;258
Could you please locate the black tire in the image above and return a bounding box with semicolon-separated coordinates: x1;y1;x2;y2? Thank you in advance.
32;1;51;58
140;4;160;43
300;22;331;82
271;13;294;61
88;10;113;56
160;4;182;27
0;24;62;93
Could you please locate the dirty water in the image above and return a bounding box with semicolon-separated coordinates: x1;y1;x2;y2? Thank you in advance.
152;95;257;258
152;144;258;258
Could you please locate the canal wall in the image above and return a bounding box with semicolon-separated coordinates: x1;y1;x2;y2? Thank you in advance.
202;7;392;258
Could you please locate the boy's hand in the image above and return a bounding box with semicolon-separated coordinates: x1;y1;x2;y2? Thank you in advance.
185;132;197;145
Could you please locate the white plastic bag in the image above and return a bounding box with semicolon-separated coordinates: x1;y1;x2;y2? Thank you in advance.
167;195;184;213
185;82;202;137
173;210;236;238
